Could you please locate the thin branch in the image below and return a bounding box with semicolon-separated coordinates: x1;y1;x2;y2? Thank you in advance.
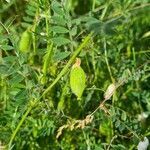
0;21;10;34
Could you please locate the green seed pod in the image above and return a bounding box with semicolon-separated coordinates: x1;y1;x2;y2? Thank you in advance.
19;29;31;53
70;58;86;99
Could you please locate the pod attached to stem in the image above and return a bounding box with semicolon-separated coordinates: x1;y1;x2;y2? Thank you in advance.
70;58;86;100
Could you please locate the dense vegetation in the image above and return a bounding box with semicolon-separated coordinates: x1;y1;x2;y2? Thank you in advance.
0;0;150;149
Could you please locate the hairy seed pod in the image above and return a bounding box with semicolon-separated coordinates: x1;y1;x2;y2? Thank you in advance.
19;29;31;53
70;58;86;99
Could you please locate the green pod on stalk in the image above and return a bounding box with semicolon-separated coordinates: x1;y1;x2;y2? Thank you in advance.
70;58;86;100
19;29;32;53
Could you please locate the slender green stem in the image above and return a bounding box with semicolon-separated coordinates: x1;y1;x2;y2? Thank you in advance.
135;50;150;54
100;5;108;20
107;135;117;150
32;8;39;54
0;21;10;34
103;38;114;83
92;0;96;11
8;105;33;149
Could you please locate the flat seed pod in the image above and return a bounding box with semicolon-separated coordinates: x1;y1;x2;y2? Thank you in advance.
70;58;86;99
19;29;31;53
104;83;116;100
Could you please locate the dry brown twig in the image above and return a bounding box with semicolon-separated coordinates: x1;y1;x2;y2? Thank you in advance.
56;77;130;138
56;115;94;138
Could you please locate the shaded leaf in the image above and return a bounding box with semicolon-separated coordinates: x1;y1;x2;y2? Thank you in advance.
0;45;14;51
52;37;70;46
53;51;71;61
51;16;66;26
51;26;69;33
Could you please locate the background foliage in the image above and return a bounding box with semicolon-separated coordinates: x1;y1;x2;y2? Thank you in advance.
0;0;150;149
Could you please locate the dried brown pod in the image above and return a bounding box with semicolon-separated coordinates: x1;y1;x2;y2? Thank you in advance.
104;83;116;100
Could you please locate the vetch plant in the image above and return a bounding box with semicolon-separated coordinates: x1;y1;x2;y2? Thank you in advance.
0;0;150;149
